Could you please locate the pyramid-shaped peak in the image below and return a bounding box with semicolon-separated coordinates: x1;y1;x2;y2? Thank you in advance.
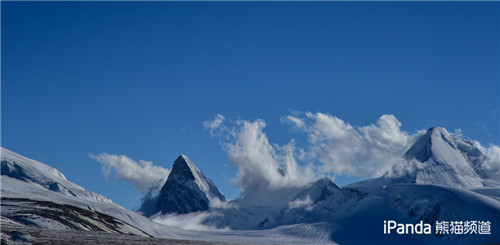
420;126;453;142
142;154;226;215
171;154;202;182
175;154;200;169
404;126;456;162
177;154;190;161
427;126;453;139
174;154;192;166
428;126;448;134
391;126;485;188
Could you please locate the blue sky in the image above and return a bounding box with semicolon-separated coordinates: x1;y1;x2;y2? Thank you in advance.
2;2;499;210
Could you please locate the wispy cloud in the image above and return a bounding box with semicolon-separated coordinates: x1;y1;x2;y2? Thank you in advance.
283;112;422;178
91;153;170;194
453;128;464;137
151;212;227;231
473;142;500;179
206;112;499;194
204;116;316;195
203;114;225;136
288;195;313;211
206;112;425;191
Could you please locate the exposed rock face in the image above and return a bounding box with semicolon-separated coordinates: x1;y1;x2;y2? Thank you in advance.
143;154;225;216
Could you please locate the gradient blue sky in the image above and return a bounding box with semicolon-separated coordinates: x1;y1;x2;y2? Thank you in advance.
2;2;499;210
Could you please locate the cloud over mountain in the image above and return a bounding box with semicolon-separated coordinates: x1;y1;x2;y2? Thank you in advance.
284;112;425;177
204;115;316;194
473;142;500;179
91;153;170;194
206;112;429;188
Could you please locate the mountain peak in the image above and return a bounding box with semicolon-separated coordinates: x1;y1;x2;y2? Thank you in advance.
170;154;199;182
428;126;447;133
428;126;454;144
404;126;453;162
386;126;485;188
177;154;189;162
293;177;341;204
142;154;226;216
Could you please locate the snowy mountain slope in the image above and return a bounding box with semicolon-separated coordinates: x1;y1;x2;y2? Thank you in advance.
204;178;340;230
0;148;179;238
141;154;225;216
471;187;500;201
398;127;483;187
1;148;113;205
202;184;306;230
291;177;342;204
327;184;500;245
349;127;497;190
1;197;149;236
240;182;500;244
198;125;500;244
253;178;367;230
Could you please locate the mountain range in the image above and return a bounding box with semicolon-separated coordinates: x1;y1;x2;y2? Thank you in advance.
2;126;499;244
0;148;329;244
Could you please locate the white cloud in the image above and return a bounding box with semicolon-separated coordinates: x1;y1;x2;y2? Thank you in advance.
91;153;170;194
288;195;313;211
205;117;316;195
285;115;306;129
208;112;499;191
284;112;422;178
473;142;500;178
453;128;464;137
151;212;227;231
203;114;225;136
210;197;236;209
384;158;425;178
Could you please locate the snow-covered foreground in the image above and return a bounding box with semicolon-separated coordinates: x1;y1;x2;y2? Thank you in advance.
198;182;500;244
1;215;334;245
0;216;233;245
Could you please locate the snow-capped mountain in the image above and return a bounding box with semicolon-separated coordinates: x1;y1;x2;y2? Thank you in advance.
199;126;500;244
0;148;178;238
141;154;225;216
292;177;342;204
205;177;365;230
253;178;366;229
351;127;495;189
1;148;114;205
210;174;500;244
394;126;484;187
1;148;331;244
